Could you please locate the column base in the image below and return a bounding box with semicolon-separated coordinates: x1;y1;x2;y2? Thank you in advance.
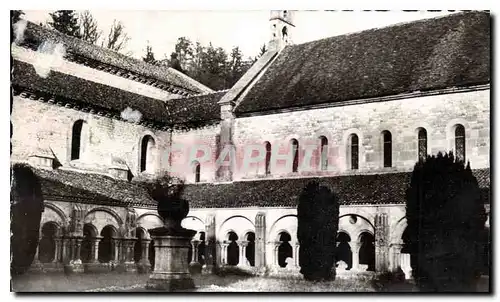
146;272;195;291
115;262;137;273
64;261;84;274
189;262;202;275
83;262;113;273
137;261;152;274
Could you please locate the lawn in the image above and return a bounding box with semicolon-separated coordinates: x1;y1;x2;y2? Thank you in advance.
11;271;487;293
11;272;386;292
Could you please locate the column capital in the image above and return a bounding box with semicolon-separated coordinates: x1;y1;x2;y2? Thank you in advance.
191;239;201;247
237;240;248;247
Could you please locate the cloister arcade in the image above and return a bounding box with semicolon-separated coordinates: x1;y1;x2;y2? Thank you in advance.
31;202;415;277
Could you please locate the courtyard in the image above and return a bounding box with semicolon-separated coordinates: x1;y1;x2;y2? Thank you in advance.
11;271;411;292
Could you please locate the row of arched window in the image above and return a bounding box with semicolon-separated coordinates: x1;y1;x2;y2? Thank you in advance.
70;120;156;173
258;125;466;174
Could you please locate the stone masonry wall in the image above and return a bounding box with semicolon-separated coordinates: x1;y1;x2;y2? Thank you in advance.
232;87;490;180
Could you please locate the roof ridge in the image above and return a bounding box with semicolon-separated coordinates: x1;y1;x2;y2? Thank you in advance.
292;11;474;48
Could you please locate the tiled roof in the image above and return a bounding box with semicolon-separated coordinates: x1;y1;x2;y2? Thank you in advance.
12;60;220;128
25;166;489;210
32;167;157;208
182;169;490;208
165;91;226;124
19;21;212;95
236;11;490;114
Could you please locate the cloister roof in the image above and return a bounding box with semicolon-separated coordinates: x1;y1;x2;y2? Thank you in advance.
26;166;489;210
182;168;490;208
235;11;490;114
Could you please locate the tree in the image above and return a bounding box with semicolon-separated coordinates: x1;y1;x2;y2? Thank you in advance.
142;41;157;65
258;43;267;57
405;152;486;292
174;37;194;71
11;163;44;275
297;181;340;281
79;10;101;44
102;19;130;53
48;10;81;38
11;10;24;24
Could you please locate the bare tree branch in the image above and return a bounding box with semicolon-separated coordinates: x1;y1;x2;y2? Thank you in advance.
79;10;101;44
102;19;130;53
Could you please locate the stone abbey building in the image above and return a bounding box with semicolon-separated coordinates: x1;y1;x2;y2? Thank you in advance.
11;11;490;277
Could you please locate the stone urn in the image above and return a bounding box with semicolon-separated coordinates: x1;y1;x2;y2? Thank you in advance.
146;183;197;291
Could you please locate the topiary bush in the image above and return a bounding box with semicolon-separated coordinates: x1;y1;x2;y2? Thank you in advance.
297;181;339;281
405;152;486;292
11;163;44;275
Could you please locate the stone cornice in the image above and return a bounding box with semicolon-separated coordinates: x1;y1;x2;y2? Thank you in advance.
237;84;490;118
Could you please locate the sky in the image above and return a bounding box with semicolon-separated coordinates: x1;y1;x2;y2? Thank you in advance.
23;10;455;60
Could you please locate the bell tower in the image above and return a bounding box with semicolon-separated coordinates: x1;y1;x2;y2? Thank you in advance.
269;10;295;51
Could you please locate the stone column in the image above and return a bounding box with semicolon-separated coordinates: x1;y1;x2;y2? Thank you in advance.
351;242;360;271
64;237;84;274
112;238;120;263
274;241;281;267
293;243;300;268
237;240;248;266
375;212;390;272
390;243;402;272
255;212;266;269
190;240;201;264
33;242;41;264
116;238;136;273
61;237;69;264
221;242;229;265
53;237;62;263
91;236;102;263
203;214;216;273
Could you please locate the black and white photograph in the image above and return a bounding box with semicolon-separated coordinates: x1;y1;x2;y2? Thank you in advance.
9;5;491;293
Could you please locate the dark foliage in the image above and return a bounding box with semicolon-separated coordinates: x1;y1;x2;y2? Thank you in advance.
11;10;24;24
11;163;44;275
297;181;339;281
48;10;82;39
405;152;487;292
141;174;189;230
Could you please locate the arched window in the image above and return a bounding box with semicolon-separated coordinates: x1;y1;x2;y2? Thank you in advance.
348;134;359;170
140;135;156;173
418;128;427;161
382;131;392;168
193;161;201;183
71;120;87;160
455;124;466;162
282;26;288;39
291;139;299;172
265;141;271;175
319;136;328;171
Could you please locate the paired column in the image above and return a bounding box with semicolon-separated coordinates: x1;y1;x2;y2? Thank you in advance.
390;243;403;272
140;239;151;265
220;242;229;265
190;240;201;264
254;212;266;269
112;238;120;263
52;237;63;263
237;240;248;266
90;236;102;263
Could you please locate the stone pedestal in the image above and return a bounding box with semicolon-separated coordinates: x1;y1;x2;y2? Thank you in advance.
146;228;196;291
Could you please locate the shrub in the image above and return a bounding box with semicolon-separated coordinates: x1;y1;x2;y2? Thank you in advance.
297;181;339;281
405;152;486;292
11;163;44;275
